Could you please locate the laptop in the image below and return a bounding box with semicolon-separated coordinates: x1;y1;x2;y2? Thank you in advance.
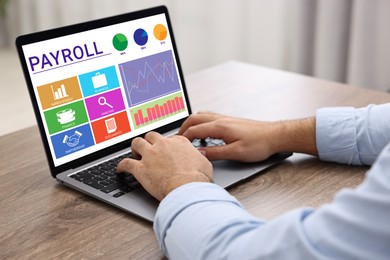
15;6;291;222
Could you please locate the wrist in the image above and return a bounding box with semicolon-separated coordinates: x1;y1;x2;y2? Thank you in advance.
163;171;212;198
270;118;318;156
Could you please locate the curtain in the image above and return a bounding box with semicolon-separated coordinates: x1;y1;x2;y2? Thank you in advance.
2;0;389;91
284;0;390;91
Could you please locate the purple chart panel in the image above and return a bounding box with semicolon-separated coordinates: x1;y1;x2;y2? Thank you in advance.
118;50;181;107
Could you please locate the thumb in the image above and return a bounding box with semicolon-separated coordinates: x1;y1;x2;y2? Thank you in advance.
199;145;236;161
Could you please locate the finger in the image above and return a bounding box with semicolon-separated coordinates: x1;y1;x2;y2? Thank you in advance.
131;149;142;160
198;149;207;157
178;113;221;135
198;111;237;119
197;111;222;115
131;137;151;156
144;131;163;144
199;143;240;161
169;134;192;144
182;122;226;141
117;158;142;174
169;135;198;152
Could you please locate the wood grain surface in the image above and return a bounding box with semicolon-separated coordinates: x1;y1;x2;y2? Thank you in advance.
1;61;389;259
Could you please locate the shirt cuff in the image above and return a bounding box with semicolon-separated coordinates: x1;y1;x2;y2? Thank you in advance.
316;107;361;165
153;182;242;253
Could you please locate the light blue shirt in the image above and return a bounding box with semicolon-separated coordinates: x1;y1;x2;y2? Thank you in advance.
154;103;390;259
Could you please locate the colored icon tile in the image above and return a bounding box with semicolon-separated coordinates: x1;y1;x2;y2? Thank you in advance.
44;100;89;135
78;66;120;98
84;88;126;121
37;76;83;110
50;123;95;159
91;111;131;144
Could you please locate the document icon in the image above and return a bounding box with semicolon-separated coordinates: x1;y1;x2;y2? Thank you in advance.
105;117;117;134
92;72;107;89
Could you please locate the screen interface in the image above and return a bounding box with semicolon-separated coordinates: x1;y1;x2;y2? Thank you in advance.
21;13;189;167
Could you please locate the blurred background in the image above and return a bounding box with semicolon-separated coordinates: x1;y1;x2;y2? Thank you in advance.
0;0;390;135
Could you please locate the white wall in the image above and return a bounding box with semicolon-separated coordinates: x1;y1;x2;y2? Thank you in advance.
1;0;390;90
0;0;291;74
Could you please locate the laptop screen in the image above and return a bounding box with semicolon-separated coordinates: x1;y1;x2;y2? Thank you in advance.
17;7;189;168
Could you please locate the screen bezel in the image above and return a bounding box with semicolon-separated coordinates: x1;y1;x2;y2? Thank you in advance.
15;5;192;178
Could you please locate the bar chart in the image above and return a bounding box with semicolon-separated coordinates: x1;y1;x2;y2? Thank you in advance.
51;84;69;100
130;93;186;129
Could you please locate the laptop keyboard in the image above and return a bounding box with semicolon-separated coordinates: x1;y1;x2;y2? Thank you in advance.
70;138;225;198
192;137;225;148
70;152;139;198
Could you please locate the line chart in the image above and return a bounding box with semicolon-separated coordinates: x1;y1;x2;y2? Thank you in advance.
118;50;181;107
127;59;175;94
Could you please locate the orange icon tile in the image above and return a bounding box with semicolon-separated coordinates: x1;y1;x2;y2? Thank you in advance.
37;76;83;110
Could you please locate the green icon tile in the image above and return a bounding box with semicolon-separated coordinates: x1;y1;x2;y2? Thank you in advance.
44;100;89;135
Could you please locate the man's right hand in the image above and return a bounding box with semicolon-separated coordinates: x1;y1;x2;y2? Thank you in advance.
179;112;318;162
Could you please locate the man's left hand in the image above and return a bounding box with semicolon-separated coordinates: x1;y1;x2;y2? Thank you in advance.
117;132;213;201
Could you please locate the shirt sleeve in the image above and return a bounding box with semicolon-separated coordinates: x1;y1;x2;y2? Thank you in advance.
316;103;390;165
154;143;390;260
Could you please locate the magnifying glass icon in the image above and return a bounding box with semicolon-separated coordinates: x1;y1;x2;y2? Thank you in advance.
98;96;113;108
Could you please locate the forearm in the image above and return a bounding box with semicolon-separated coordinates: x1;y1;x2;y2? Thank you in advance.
269;103;390;165
316;104;390;165
270;117;318;156
154;183;320;259
155;145;390;259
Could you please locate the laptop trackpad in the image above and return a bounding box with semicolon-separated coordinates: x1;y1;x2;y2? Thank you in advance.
212;160;260;188
212;153;290;189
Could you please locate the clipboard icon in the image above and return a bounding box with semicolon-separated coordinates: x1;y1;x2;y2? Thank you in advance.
105;117;117;134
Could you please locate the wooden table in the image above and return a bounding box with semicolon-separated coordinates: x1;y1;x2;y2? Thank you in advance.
1;61;390;259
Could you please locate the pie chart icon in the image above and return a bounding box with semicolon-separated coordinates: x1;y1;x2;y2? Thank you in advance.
134;28;148;46
154;24;167;41
112;33;128;51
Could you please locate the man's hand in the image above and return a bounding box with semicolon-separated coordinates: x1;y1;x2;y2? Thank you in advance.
179;112;318;162
117;132;213;201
